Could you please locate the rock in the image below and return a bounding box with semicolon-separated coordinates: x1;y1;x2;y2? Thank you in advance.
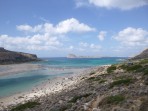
92;108;101;111
0;47;39;64
59;100;63;104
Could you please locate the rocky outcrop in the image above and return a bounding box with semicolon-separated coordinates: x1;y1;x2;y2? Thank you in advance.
131;48;148;60
0;47;39;64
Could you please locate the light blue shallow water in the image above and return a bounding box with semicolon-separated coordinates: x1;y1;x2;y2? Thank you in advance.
0;57;127;97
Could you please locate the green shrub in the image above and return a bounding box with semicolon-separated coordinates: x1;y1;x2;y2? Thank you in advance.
139;59;148;64
119;64;143;72
60;103;72;111
110;78;133;88
99;95;125;106
126;64;142;72
89;71;95;75
144;69;148;75
69;93;91;103
99;79;106;83
107;65;116;73
87;77;101;81
119;64;127;70
11;101;40;111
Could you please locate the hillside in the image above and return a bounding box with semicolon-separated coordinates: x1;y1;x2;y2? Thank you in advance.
131;48;148;60
0;47;39;64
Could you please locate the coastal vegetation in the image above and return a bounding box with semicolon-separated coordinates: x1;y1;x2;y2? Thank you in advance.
69;93;91;103
99;94;125;106
11;101;40;111
110;77;133;88
119;64;143;72
107;65;116;73
89;71;96;75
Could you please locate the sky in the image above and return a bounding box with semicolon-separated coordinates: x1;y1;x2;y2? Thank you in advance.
0;0;148;57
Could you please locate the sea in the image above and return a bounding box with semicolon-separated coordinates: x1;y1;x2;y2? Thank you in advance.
0;57;127;98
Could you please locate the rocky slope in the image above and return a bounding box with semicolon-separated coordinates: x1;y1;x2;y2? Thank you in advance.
131;48;148;60
0;47;39;64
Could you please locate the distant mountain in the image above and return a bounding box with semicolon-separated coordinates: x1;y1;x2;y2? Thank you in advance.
131;48;148;60
0;47;39;64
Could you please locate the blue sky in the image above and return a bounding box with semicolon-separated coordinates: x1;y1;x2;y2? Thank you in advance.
0;0;148;57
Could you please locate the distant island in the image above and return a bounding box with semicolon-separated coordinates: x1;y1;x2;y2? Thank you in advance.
0;47;39;64
67;54;102;58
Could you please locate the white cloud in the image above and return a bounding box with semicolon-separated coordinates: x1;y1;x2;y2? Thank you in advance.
98;31;107;41
0;33;62;50
17;25;33;32
76;0;148;10
79;42;89;47
17;24;42;33
17;18;95;34
1;18;96;51
56;18;95;33
69;46;74;50
114;27;148;46
75;0;89;8
79;42;101;52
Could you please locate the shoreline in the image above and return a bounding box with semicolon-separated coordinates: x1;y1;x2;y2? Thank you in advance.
0;64;108;110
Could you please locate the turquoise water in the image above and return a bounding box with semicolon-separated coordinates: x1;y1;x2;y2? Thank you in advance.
37;57;126;68
0;57;127;97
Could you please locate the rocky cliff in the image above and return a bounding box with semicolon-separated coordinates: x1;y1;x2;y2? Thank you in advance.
131;48;148;60
0;47;39;64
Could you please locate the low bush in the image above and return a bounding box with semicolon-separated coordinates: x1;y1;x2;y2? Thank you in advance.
107;65;116;73
119;64;143;72
89;71;95;75
99;95;125;106
99;79;106;83
110;78;133;88
126;64;142;72
60;103;72;111
144;69;148;75
87;77;101;81
139;59;148;64
69;93;91;103
11;101;40;111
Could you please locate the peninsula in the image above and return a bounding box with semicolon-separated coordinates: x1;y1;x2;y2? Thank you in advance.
0;47;39;64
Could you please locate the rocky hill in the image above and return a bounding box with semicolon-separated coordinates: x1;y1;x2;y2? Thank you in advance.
0;47;39;64
131;48;148;60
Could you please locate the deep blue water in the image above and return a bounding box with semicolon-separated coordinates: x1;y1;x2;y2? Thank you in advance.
0;57;127;97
